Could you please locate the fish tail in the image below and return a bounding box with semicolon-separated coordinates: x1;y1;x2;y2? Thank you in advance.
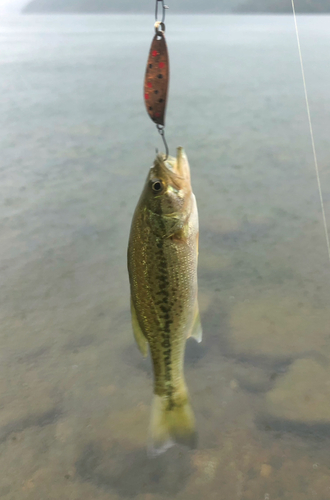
148;385;197;457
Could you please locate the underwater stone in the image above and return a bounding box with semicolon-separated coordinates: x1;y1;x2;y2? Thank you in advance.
230;295;330;359
265;358;330;422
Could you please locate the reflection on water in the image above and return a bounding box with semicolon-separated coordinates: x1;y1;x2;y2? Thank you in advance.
1;13;330;500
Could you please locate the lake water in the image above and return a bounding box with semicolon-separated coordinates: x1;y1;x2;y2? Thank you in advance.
1;13;330;500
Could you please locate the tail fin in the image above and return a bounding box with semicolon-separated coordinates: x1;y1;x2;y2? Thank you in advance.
148;389;197;457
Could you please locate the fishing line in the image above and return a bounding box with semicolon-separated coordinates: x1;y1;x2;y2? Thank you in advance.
291;0;330;263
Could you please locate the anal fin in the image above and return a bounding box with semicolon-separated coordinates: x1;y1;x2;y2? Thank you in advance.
188;305;203;343
130;298;148;357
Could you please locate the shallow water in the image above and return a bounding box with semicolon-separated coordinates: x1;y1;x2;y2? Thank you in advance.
1;13;330;500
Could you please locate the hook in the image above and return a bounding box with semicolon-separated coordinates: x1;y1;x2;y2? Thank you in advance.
156;125;169;159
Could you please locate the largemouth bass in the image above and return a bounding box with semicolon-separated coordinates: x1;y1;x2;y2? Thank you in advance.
127;147;202;455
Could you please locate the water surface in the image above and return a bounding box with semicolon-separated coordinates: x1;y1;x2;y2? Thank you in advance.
1;14;330;500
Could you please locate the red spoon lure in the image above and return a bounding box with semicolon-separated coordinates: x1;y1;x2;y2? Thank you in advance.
144;25;169;127
143;1;169;156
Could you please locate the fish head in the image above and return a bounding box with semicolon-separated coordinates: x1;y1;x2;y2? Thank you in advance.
143;147;193;221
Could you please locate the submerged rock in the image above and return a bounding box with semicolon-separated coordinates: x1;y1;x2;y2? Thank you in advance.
191;450;219;484
230;295;330;360
265;358;330;423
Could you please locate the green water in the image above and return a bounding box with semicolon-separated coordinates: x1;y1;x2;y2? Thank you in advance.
1;13;330;500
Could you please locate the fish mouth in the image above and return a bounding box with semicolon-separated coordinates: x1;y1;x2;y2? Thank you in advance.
154;147;191;183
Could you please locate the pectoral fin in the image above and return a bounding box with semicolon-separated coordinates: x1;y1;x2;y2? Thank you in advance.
188;304;203;343
130;299;148;357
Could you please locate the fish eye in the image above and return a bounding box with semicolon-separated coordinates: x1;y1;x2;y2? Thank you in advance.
152;180;163;193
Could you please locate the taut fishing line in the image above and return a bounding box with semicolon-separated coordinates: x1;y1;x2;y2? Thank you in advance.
291;0;330;264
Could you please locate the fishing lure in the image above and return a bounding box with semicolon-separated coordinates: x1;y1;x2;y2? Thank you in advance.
143;0;170;157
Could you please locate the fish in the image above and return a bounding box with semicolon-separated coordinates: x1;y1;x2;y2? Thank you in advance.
127;146;202;456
